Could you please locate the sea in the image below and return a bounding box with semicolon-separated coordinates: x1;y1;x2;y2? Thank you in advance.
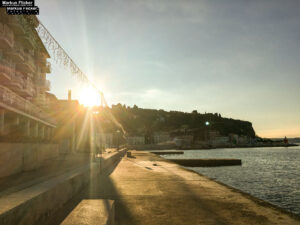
161;145;300;216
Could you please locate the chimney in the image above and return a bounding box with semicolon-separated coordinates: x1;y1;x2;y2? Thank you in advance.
68;90;71;101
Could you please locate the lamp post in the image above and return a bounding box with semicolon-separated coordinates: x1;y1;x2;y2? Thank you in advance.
205;121;210;143
116;130;120;150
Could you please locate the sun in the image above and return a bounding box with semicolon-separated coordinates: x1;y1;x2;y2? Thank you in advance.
79;87;101;107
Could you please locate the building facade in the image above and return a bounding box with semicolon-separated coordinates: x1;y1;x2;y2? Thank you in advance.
0;11;55;142
127;136;145;145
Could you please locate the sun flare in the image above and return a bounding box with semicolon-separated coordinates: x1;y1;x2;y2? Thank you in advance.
79;88;101;107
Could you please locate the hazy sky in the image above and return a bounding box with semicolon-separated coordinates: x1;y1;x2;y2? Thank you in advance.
37;0;300;138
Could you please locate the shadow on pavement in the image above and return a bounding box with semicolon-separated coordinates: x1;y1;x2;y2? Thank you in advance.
38;157;137;225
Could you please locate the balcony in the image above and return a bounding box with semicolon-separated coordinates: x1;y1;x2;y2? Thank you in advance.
35;51;48;65
7;15;27;35
0;84;56;126
16;53;35;73
27;72;34;78
0;59;14;82
5;71;35;97
0;23;14;49
22;78;35;97
6;44;25;62
41;62;51;73
36;78;51;91
19;31;36;49
5;71;24;91
34;94;48;106
24;15;39;28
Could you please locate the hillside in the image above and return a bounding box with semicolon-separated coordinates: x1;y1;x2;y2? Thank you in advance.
99;104;256;138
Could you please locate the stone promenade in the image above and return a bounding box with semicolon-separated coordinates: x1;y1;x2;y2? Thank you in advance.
45;150;300;225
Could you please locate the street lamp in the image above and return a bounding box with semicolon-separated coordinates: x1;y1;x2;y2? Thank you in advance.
205;121;210;142
116;130;120;150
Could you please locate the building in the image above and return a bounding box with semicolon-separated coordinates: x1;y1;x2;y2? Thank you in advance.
96;132;113;148
127;136;145;145
153;132;170;144
173;135;193;147
211;136;230;146
47;91;81;153
0;11;55;142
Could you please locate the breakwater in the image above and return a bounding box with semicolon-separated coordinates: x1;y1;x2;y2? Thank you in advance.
150;150;184;155
169;158;241;167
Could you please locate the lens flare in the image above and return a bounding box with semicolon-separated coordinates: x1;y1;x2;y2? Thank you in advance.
79;88;101;106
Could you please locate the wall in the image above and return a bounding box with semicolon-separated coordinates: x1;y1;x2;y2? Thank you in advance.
0;148;127;225
0;143;59;178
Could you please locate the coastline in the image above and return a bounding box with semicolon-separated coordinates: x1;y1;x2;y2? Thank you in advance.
128;143;298;151
180;143;298;150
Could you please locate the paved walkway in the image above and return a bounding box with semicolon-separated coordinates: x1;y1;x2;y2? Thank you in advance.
46;150;300;225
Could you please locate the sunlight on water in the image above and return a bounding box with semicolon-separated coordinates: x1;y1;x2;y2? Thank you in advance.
162;146;300;215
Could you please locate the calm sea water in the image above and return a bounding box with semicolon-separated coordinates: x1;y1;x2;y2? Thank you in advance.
162;146;300;216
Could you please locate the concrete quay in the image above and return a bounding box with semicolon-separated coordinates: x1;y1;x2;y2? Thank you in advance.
48;150;300;225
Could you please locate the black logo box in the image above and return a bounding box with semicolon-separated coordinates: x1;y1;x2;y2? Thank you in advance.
6;7;39;15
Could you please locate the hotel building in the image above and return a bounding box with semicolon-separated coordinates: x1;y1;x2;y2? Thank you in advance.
0;10;56;142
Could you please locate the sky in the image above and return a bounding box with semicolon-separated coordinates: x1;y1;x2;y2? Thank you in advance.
36;0;300;138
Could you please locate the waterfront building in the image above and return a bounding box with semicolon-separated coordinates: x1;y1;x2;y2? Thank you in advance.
96;132;113;148
153;131;170;144
127;136;145;145
211;136;230;146
229;133;239;144
173;135;193;147
0;11;55;142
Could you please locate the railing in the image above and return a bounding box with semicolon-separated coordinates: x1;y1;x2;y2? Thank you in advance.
35;51;47;62
10;71;24;86
9;44;25;60
23;29;36;48
0;84;56;125
41;61;51;73
24;78;35;95
24;53;35;71
7;15;37;48
27;72;34;78
7;15;27;31
0;58;15;79
45;80;51;90
36;78;51;90
0;22;14;47
46;62;51;73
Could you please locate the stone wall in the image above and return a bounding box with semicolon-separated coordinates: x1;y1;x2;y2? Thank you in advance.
0;143;59;178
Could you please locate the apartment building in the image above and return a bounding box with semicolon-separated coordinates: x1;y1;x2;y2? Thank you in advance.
0;10;55;142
